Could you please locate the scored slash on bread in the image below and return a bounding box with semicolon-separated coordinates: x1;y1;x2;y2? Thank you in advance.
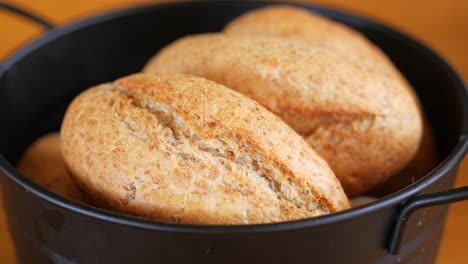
61;73;349;225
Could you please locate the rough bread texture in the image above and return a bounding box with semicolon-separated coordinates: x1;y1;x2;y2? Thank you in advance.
143;34;423;196
61;73;349;225
224;5;406;81
16;133;85;202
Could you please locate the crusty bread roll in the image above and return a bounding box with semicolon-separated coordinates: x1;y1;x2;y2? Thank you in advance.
16;133;85;202
143;34;423;196
224;5;437;195
61;73;349;225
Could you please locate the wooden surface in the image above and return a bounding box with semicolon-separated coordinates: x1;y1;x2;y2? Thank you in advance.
0;1;466;263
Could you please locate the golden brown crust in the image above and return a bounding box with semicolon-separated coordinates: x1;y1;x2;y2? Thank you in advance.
16;133;85;202
224;5;405;81
61;73;349;225
143;34;423;196
223;6;434;195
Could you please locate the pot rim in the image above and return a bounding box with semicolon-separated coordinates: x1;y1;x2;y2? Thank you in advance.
0;0;467;233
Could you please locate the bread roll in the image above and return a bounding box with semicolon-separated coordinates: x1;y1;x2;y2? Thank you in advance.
143;34;423;196
16;133;85;202
224;5;437;195
61;73;349;225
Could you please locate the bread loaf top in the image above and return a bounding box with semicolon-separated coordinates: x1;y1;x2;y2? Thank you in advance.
61;73;349;224
224;5;400;79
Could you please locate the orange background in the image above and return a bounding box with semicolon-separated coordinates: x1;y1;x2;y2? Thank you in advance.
0;1;467;263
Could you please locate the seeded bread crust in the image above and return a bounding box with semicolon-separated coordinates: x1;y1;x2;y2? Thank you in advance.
61;73;349;225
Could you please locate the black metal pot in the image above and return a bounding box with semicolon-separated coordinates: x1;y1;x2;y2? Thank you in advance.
0;1;467;263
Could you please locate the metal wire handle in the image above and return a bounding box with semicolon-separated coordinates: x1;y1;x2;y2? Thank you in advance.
0;2;54;73
387;186;468;255
0;2;54;29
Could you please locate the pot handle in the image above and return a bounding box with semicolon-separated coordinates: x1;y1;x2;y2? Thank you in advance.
0;3;54;72
0;3;54;30
387;186;468;255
